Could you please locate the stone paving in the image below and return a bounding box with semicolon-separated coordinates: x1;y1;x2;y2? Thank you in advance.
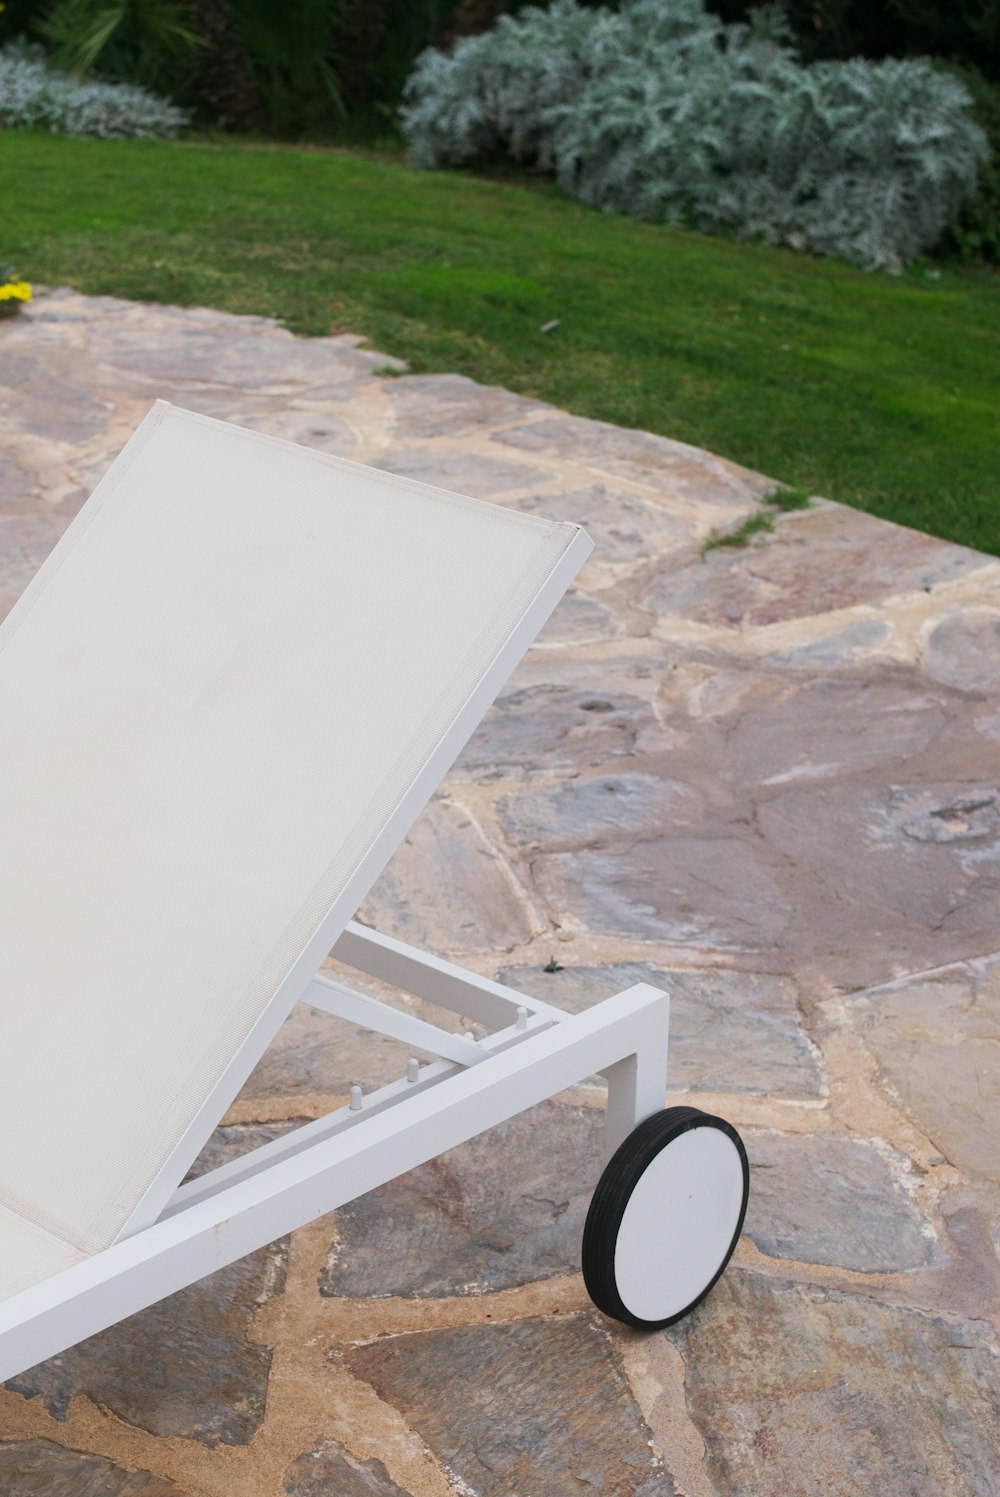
1;288;999;1496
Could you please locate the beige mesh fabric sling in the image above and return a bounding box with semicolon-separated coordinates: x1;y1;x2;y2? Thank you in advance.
0;402;746;1384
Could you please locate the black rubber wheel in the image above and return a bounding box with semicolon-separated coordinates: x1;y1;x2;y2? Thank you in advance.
582;1106;749;1330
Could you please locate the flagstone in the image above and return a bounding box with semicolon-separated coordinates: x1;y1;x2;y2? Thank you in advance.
644;503;991;631
924;607;1000;692
669;1272;1000;1497
0;349;110;443
453;673;663;781
498;963;821;1097
514;482;696;565
0;1442;192;1496
360;794;539;954
373;447;549;496
284;1440;409;1497
535;588;622;645
532;835;794;952
320;1102;601;1299
385;373;547;438
345;1316;676;1497
494;414;769;510
743;1132;933;1271
0;451;33;509
498;771;704;847
843;957;1000;1183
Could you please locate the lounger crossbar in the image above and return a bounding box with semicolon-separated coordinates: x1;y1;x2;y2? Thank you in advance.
305;919;570;1066
162;923;577;1217
173;965;666;1217
0;401;750;1390
303;976;491;1068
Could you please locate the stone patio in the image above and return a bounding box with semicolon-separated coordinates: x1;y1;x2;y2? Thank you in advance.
1;288;999;1496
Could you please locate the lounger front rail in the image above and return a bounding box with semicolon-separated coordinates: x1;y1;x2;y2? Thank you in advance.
0;928;669;1384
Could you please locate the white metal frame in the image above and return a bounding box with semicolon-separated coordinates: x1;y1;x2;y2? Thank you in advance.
0;479;678;1386
0;922;668;1383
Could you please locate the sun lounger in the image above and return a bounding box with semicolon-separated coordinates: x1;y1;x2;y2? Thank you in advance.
0;402;748;1382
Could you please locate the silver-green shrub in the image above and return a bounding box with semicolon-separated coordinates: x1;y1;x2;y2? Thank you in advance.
401;0;987;269
0;42;187;139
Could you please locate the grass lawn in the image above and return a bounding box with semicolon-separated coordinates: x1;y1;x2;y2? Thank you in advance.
4;132;999;553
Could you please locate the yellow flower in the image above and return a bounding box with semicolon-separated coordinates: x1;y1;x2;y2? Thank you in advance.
0;280;32;303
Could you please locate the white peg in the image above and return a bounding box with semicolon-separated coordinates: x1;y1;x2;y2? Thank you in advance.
349;1084;363;1112
516;1006;528;1031
407;1057;420;1083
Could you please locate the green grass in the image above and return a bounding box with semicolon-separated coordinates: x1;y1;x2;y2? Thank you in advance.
3;132;999;552
765;483;812;512
703;512;776;552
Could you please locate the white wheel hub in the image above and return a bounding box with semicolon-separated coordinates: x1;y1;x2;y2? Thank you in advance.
613;1124;746;1323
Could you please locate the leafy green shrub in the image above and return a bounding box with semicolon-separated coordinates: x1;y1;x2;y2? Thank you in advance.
0;39;187;135
402;0;599;169
0;1;51;49
712;1;1000;82
39;0;200;97
334;0;459;128
224;0;346;137
0;0;508;136
943;62;1000;261
185;0;262;131
402;0;987;268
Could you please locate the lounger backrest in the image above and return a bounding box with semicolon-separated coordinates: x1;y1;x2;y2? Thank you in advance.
0;403;587;1264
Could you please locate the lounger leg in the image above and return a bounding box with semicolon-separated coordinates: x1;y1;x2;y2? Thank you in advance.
601;1003;670;1158
585;990;749;1333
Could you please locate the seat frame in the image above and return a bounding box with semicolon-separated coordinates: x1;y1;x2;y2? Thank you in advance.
0;925;668;1382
